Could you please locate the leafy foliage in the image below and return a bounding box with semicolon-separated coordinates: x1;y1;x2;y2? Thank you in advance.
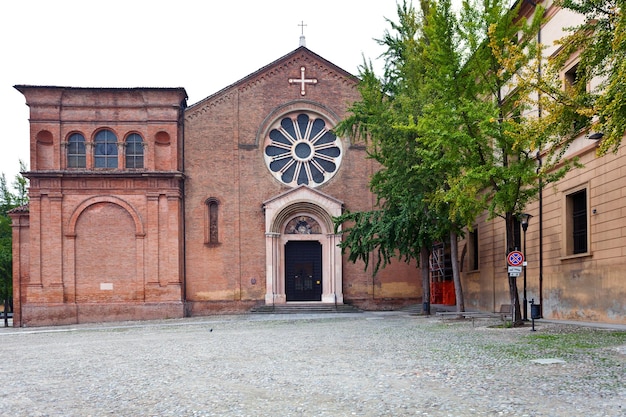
0;161;29;310
334;1;451;275
334;0;615;322
547;0;626;154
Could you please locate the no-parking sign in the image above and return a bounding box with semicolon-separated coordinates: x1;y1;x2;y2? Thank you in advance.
507;250;524;267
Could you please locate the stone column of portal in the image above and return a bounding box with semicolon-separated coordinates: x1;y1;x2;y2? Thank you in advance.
331;232;344;304
321;234;334;304
265;232;284;304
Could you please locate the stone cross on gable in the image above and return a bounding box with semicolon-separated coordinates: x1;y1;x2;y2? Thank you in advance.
289;66;317;96
298;21;307;48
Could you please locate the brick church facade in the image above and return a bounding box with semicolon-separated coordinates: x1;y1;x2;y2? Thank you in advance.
11;47;420;327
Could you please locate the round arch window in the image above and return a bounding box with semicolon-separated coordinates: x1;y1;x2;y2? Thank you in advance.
263;112;342;187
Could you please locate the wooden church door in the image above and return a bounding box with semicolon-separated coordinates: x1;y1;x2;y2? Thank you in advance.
285;241;322;301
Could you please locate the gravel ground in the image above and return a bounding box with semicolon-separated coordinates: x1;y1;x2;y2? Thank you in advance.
0;312;624;417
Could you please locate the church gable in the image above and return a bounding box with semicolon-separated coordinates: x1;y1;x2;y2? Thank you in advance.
235;47;358;96
184;47;359;151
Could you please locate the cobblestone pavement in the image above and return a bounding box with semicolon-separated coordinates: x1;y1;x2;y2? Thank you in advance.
1;312;624;416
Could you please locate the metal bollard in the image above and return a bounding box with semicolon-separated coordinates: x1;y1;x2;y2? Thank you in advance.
529;298;541;331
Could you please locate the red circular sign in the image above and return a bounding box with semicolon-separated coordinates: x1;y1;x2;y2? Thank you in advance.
507;251;524;266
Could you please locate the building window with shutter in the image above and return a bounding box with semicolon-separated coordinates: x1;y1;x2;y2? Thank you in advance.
564;186;589;256
468;227;479;271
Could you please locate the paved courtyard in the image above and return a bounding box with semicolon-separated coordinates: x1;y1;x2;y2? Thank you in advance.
1;312;624;416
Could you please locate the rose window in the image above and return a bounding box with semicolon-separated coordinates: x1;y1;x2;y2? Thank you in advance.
264;113;342;187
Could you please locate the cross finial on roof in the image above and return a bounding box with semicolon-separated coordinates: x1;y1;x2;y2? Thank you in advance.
298;21;307;47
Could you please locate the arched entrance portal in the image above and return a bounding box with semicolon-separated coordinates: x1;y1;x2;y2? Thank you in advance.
263;185;344;305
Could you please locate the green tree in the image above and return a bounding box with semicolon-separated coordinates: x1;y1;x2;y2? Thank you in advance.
336;0;577;325
12;160;29;208
1;173;14;326
334;1;451;314
0;161;29;326
416;0;567;325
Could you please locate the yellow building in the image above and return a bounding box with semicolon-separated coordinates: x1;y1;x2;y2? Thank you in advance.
458;0;625;325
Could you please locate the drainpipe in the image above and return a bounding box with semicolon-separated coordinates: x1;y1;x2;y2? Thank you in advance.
537;152;543;317
535;2;544;318
180;97;189;317
524;0;544;318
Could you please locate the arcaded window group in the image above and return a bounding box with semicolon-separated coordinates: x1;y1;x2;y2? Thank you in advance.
67;129;144;169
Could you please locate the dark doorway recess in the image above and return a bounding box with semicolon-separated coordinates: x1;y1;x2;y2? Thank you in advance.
285;241;322;301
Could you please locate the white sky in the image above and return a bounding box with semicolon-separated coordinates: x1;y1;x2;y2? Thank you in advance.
0;0;404;186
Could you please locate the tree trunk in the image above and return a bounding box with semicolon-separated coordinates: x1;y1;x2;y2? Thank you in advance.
420;246;431;315
450;230;465;313
508;274;522;325
505;212;523;326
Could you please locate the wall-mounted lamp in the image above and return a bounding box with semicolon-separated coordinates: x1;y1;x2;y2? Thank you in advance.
588;132;604;140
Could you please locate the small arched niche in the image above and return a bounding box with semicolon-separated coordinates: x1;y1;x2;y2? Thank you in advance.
154;131;171;170
36;130;55;170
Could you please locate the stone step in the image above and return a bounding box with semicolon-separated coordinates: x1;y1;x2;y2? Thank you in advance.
399;304;423;315
250;303;362;314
